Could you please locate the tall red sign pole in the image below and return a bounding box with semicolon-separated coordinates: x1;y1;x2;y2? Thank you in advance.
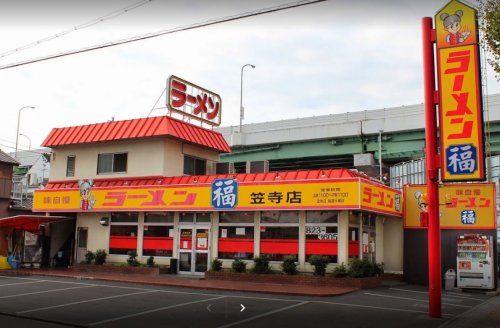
422;16;442;318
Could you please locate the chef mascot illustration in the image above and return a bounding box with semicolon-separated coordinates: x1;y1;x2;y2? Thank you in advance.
79;179;95;210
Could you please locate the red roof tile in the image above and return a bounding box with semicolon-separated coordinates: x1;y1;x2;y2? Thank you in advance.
42;116;231;153
43;168;371;190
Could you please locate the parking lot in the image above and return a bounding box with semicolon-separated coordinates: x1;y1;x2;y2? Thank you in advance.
0;275;492;328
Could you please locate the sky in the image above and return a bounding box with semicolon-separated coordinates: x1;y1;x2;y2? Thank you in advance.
0;0;498;153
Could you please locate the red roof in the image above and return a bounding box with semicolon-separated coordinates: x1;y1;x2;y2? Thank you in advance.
44;168;369;190
42;116;231;153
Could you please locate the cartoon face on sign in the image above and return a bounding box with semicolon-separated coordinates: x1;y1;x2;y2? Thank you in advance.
439;10;470;45
78;179;95;210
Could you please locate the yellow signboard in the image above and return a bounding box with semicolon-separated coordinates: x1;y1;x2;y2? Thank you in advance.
435;0;485;182
404;183;496;229
33;178;403;216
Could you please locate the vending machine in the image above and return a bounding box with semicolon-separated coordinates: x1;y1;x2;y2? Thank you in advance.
456;234;494;290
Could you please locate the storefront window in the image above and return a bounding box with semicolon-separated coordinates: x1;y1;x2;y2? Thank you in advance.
143;212;174;257
218;212;254;260
260;211;299;261
305;211;338;263
109;212;138;255
179;212;211;224
362;214;376;261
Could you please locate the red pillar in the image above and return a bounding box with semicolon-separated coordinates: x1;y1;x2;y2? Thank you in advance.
421;17;442;318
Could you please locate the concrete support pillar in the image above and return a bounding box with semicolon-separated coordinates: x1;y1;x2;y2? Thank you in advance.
137;212;144;258
211;212;219;262
172;212;180;259
254;211;260;257
375;216;384;264
298;210;306;271
337;211;349;265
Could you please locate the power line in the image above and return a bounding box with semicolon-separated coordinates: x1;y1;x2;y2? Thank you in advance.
0;0;326;71
0;0;154;59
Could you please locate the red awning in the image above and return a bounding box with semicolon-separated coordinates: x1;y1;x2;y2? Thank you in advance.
0;215;73;231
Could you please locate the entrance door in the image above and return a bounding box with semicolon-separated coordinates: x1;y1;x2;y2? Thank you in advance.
178;227;210;274
76;228;88;264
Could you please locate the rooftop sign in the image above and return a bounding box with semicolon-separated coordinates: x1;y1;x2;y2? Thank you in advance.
167;75;222;126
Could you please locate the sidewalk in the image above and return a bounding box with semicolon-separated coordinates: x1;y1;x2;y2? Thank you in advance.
440;294;500;328
0;269;358;297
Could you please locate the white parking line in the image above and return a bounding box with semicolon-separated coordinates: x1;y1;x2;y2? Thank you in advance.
87;295;226;326
0;280;45;287
217;301;309;328
17;290;160;314
389;288;484;301
315;300;454;318
0;285;94;299
364;292;472;308
0;275;301;303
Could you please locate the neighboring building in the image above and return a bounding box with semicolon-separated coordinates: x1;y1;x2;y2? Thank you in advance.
10;148;50;200
0;150;19;257
32;115;404;274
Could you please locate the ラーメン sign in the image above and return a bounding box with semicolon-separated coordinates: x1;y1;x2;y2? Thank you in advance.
435;0;485;181
33;178;402;216
167;75;222;126
403;183;496;229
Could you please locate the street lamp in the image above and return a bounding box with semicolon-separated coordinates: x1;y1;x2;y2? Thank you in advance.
19;133;31;150
15;106;35;157
239;64;255;133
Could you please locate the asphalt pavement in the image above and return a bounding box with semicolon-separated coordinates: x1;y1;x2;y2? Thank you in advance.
0;275;494;328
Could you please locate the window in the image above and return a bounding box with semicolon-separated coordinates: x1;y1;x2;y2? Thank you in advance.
219;212;254;260
305;211;338;263
183;155;206;175
349;214;360;259
179;212;211;224
143;212;174;257
109;212;138;255
66;156;75;177
260;211;299;261
97;153;127;174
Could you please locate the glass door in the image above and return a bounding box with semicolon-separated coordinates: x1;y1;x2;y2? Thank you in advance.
177;226;210;274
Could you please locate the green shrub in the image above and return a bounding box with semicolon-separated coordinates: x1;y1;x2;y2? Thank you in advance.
348;258;384;277
251;255;271;274
332;263;349;278
211;258;223;271
94;249;107;265
308;255;329;276
281;256;298;275
146;256;155;268
84;251;95;264
126;251;140;267
231;258;247;273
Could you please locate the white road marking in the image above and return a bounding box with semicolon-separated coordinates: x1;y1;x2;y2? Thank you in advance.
0;280;45;287
389;288;484;301
17;290;159;314
0;285;94;299
88;295;226;326
315;300;454;318
217;301;309;328
364;292;472;308
0;275;300;303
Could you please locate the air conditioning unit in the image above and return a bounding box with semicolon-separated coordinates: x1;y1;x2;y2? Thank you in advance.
246;160;269;173
215;162;235;174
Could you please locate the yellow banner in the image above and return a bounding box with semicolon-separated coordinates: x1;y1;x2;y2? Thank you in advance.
34;180;365;212
360;182;402;216
404;183;496;229
435;0;477;49
435;1;484;182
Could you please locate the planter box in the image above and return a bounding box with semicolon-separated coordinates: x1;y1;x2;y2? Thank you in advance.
205;271;381;289
71;264;169;276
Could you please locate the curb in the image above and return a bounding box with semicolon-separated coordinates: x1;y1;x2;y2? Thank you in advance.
0;270;358;297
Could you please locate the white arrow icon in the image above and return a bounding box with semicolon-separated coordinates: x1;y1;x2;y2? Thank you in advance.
206;304;212;312
240;304;245;312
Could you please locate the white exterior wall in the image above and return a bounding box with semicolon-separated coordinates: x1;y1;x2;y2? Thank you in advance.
383;216;404;273
49;138;221;181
